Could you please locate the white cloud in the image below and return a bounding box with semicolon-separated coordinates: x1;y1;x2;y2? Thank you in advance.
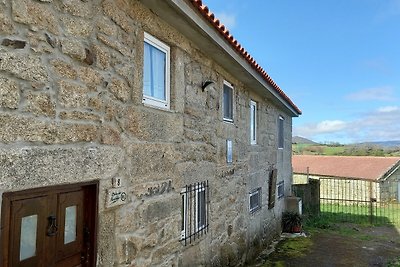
315;120;347;133
215;12;236;30
294;106;400;143
346;86;396;102
377;106;399;113
295;120;347;137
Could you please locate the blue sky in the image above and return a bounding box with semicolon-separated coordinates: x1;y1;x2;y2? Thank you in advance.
204;0;400;144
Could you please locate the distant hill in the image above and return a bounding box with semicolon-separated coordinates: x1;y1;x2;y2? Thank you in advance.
292;136;319;145
355;140;400;148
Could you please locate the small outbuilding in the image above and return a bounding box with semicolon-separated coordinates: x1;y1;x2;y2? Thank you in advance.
293;155;400;202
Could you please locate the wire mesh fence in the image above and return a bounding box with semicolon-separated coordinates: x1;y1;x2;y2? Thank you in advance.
319;177;400;226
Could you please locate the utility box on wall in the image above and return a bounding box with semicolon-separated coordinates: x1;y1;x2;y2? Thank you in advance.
285;196;302;215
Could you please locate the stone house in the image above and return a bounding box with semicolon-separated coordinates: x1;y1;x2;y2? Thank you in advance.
0;0;301;266
293;155;400;203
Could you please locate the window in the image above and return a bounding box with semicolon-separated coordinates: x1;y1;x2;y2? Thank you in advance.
277;181;284;199
249;187;262;213
143;32;170;109
181;181;209;245
278;116;284;149
223;81;233;122
250;100;257;144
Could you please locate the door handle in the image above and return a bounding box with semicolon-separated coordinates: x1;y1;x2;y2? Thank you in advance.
46;215;58;236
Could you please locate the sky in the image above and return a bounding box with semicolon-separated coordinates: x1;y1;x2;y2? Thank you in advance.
204;0;400;144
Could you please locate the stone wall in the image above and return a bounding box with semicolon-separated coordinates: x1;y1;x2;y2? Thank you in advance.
0;0;294;266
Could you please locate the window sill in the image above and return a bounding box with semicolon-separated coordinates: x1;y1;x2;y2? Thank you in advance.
143;100;172;112
250;207;261;214
223;118;234;124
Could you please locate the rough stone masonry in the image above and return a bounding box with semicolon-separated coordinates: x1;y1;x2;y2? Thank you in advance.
0;0;294;266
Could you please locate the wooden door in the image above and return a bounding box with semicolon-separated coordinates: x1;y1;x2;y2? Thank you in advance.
1;183;98;267
10;196;47;267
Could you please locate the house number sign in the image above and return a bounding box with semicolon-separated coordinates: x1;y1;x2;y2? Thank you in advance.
106;188;128;208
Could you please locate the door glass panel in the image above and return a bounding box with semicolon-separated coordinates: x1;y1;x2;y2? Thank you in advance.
20;214;38;261
64;205;77;244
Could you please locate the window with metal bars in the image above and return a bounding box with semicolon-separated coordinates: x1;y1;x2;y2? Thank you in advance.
277;180;284;199
249;187;262;213
180;181;209;245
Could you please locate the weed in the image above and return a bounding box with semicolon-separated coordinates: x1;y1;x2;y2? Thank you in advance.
388;256;400;267
267;237;312;263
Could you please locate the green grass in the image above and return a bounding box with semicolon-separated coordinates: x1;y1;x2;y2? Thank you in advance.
318;203;400;227
322;146;346;155
292;143;400;156
261;237;313;267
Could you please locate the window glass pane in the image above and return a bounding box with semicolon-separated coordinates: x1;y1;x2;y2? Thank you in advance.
250;102;256;143
181;194;185;231
250;193;259;210
278;181;285;199
152;47;166;100
143;42;166;101
250;188;261;212
64;205;77;244
223;84;233;120
279;117;284;148
197;190;206;228
20;214;38;261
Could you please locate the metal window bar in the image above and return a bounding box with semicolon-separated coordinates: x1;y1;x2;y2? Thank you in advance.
180;180;209;245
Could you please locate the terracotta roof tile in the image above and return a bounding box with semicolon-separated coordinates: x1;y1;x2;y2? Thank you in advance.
293;155;400;181
189;0;301;115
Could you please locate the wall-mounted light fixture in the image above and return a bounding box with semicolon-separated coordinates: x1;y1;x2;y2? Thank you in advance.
201;80;215;91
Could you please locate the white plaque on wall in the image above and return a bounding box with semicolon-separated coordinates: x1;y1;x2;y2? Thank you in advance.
226;139;233;163
106;188;127;208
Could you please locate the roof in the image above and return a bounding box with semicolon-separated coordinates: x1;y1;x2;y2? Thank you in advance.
189;0;301;115
292;155;400;181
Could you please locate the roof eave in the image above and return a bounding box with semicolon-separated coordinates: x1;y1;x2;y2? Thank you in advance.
379;161;400;181
139;0;301;117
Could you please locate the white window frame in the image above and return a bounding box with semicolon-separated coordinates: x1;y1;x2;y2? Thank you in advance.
250;100;257;145
143;32;170;109
278;116;284;149
249;187;262;213
180;189;187;240
223;80;234;122
180;181;209;243
277;181;284;199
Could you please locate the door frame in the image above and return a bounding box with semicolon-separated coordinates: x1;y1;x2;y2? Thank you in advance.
1;181;99;267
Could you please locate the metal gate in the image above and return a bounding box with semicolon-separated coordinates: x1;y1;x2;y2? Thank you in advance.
319;177;400;226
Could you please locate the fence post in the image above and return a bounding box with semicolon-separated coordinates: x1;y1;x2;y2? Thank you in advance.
369;181;373;224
